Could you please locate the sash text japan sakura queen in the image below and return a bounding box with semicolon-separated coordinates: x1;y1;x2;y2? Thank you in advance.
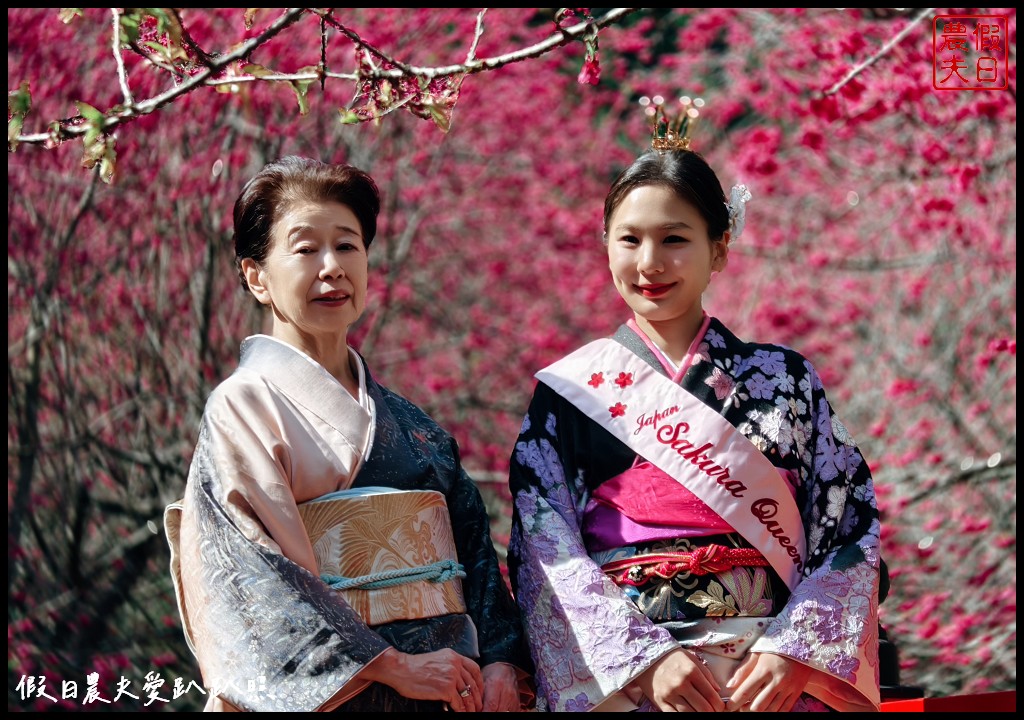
638;406;804;573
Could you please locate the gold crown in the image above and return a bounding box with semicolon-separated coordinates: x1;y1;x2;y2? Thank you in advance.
641;95;704;152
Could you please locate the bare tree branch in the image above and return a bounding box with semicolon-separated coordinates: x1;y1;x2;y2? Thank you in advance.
111;8;134;106
823;8;935;97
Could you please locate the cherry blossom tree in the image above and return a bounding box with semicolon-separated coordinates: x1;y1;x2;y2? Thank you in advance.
8;7;1015;710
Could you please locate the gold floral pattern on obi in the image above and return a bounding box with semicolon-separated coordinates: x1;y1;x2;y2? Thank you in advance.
299;489;467;626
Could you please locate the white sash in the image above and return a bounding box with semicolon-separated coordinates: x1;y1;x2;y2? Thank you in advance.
536;338;806;590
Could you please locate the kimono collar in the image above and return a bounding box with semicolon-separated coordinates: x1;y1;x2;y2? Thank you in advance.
238;335;374;454
614;314;713;383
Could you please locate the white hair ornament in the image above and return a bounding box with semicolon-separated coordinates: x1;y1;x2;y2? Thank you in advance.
727;184;752;240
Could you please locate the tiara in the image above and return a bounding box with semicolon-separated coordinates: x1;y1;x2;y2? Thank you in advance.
640;95;704;152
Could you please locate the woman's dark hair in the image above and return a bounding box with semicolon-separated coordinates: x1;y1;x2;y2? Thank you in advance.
232;156;381;290
603;150;730;241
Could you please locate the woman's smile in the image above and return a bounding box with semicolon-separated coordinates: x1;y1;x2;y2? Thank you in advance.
312;291;351;306
636;282;676;298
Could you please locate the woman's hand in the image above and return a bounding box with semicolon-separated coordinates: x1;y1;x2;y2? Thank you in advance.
480;662;522;712
724;652;812;712
360;647;484;711
635;648;725;712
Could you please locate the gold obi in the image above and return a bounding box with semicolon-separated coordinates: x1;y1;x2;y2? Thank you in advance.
298;487;467;626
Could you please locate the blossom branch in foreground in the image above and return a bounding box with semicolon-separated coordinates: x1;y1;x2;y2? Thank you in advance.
12;7;307;147
11;7;640;151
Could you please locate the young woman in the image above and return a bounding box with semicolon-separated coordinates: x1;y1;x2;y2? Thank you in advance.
165;156;531;712
507;140;881;712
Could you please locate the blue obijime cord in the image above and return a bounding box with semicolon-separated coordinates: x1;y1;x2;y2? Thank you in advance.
322;559;466;590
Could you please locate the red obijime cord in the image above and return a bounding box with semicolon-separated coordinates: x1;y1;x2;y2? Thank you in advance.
601;545;769;587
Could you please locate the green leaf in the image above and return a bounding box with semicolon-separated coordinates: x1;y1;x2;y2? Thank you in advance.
98;139;117;184
75;102;106;148
338;109;362;125
8;116;24;152
286;65;320;116
143;39;189;63
58;8;83;24
8;81;32;116
80;134;117;183
75;101;104;123
240;63;275;78
148;9;183;45
289;80;314;116
119;13;141;45
81;135;103;169
427;104;451;133
74;99;104;122
120;9;184;51
8;80;31;149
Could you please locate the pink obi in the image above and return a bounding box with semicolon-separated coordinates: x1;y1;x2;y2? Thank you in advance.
582;461;800;552
582;461;734;551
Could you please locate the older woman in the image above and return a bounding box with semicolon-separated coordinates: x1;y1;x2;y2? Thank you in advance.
165;156;531;712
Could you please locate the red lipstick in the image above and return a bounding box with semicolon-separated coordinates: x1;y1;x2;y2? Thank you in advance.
636;283;674;298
